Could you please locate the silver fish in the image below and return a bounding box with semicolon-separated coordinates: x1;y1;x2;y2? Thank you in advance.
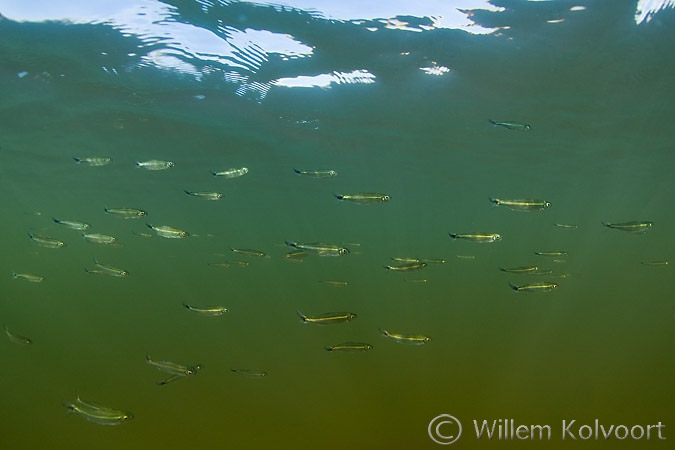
82;233;120;246
88;259;128;277
325;342;373;352
211;167;248;178
4;325;32;345
146;355;201;385
449;232;501;243
184;190;223;200
489;119;531;131
182;302;228;316
52;217;91;230
379;328;431;345
136;160;174;170
297;310;357;325
104;207;147;219
73;156;112;166
146;223;189;239
65;395;133;425
285;240;349;257
12;272;44;283
489;197;550;212
509;281;558;292
28;232;65;248
334;192;390;204
602;221;653;233
385;262;427;271
293;168;337;178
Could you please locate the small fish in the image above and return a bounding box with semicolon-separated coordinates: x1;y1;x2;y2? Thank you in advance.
319;280;349;286
297;310;357;325
12;272;44;283
391;257;421;263
489;119;531;131
65;395;133;425
293;168;337;178
89;258;128;277
334;192;390;204
420;258;446;264
211;167;248;178
104;207;147;219
509;281;558;292
449;232;501;243
231;248;267;257
82;233;120;246
554;223;578;229
146;223;189;239
325;342;373;352
231;369;267;378
640;260;669;266
28;232;65;248
184;190;223;200
52;218;91;230
136;159;174;170
4;325;32;344
208;262;231;268
602;221;653;233
499;266;539;274
285;240;349;257
405;279;428;283
182;302;228;316
146;355;201;385
534;251;568;257
385;262;427;271
489;197;550;212
73;156;112;166
379;328;431;345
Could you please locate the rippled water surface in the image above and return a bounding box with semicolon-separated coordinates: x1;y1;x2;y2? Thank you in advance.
1;1;674;449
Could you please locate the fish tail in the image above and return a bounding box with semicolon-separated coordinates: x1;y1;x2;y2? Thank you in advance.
72;156;82;163
285;240;298;248
293;168;301;174
488;119;498;126
448;233;458;239
181;302;192;311
378;328;389;337
333;193;345;200
324;346;334;351
146;223;154;230
509;282;520;291
11;272;18;279
296;310;308;322
135;162;142;167
489;197;500;205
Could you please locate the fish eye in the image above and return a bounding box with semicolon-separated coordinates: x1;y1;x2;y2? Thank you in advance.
382;196;390;202
241;168;248;174
329;170;337;176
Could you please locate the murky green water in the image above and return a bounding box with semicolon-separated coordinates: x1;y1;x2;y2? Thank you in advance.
1;1;674;449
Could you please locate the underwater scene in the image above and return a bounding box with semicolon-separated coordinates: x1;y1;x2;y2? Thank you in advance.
1;0;674;449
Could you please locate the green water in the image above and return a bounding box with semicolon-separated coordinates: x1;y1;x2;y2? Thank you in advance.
1;1;674;449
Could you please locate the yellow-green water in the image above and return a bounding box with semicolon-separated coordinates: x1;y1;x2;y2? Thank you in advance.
1;1;674;449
